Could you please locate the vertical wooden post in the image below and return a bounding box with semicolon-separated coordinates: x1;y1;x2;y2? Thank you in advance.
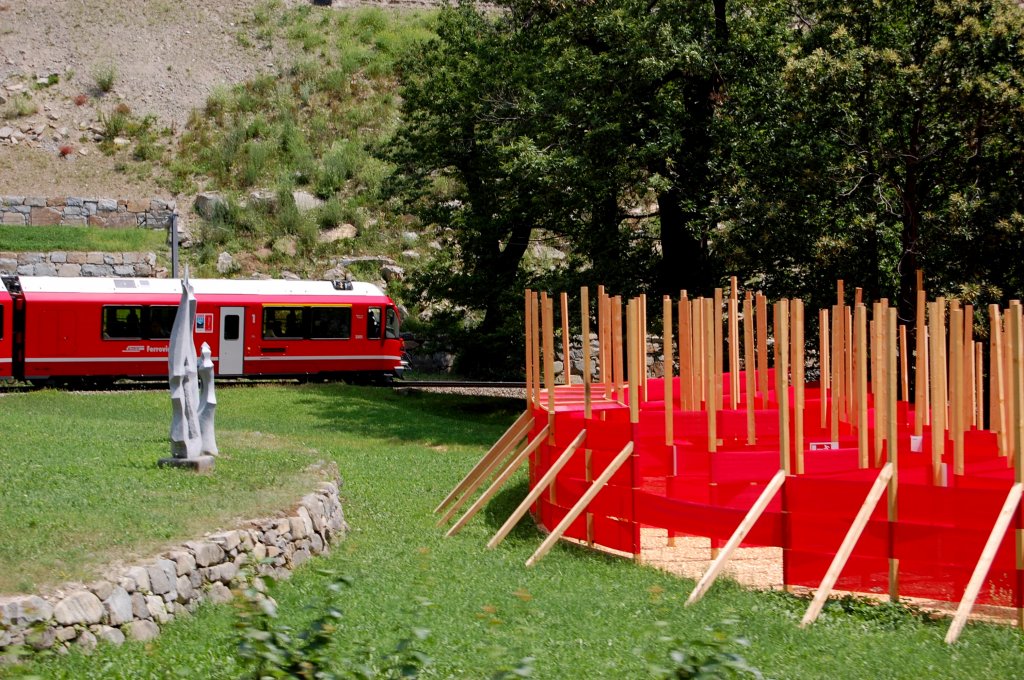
976;342;984;431
560;292;570;386
951;303;965;475
525;289;535;410
845;306;854;424
820;308;830;429
831;304;842;442
856;305;869;468
937;297;949;432
872;303;884;465
1005;308;1016;463
929;301;946;485
694;298;705;407
888;314;900;603
663;295;674;446
900;325;909;404
705;297;717;452
582;287;592;420
598;287;609;398
627;299;640;425
680;295;692;412
991;305;1006;455
714;287;724;410
1008;303;1024;629
964;305;975;429
757;293;769;408
777;300;791;473
612;296;624;400
793;299;805;474
729;279;740;409
543;294;556;443
640;293;649;402
745;292;756;445
915;289;928;436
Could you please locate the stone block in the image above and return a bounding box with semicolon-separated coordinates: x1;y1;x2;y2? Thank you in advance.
147;559;177;596
113;264;135;276
63;216;87;226
186;540;225;567
54;591;104;626
104;586;133;626
86;252;105;264
206;582;232;604
75;629;97;653
57;263;81;276
66;196;84;207
145;595;169;623
46;197;64;207
209;530;241;553
102;212;137;228
127;619;160;642
176;575;194;603
66;251;87;264
33;262;57;276
0;258;16;274
97;625;125;646
168;549;196;576
131;592;149;619
97;198;117;212
89;580;114;602
24;196;46;207
289;516;308;540
20;251;44;264
81;263;114;277
127;199;149;212
49;251;67;263
1;211;26;225
29;206;62;225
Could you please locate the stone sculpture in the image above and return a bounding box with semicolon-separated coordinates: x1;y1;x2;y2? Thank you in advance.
160;269;216;472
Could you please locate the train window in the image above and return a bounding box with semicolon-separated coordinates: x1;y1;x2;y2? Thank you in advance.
263;307;304;339
102;305;143;339
367;307;382;340
310;307;351;339
223;314;240;341
146;306;176;340
385;307;400;339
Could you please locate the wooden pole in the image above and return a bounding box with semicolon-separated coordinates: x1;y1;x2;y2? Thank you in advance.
929;301;945;485
915;289;927;436
487;429;587;549
872;304;884;466
694;297;705;408
446;424;552;537
531;292;541;407
945;482;1024;643
976;342;984;431
887;309;898;468
888;312;900;602
628;299;640;425
801;463;894;626
900;325;909;404
715;287;724;410
560;292;570;386
793;299;805;474
757;293;769;408
845;306;854;424
831;305;842;442
525;289;534;410
729;283;740;409
544;294;557;443
856;305;869;469
663;295;674;446
1008;303;1024;629
599;287;610;399
951;304;964;475
640;293;649;402
706;297;718;452
685;470;787;605
777;300;791;473
991;305;1006;455
525;442;634;567
612;296;624;400
745;292;756;445
679;295;691;411
582;287;592;420
964;305;975;429
821;307;830;429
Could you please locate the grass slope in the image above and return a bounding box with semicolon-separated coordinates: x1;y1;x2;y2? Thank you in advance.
6;385;1024;678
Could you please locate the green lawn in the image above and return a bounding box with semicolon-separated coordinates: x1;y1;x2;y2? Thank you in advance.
0;225;168;254
5;384;1024;678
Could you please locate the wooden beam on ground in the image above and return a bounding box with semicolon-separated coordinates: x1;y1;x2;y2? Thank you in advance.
487;429;587;549
434;410;533;514
686;470;787;605
525;442;635;567
945;482;1024;643
446;424;551;537
801;463;894;627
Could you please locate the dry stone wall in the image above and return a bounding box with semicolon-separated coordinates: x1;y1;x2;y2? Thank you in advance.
0;196;176;228
0;480;346;655
0;251;161;277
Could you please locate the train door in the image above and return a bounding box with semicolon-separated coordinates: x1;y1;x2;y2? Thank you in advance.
218;306;244;375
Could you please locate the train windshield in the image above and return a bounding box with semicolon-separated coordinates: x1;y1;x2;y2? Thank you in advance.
385;307;399;339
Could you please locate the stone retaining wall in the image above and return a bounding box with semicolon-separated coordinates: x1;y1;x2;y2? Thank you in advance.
0;197;176;228
0;251;161;277
0;480;346;655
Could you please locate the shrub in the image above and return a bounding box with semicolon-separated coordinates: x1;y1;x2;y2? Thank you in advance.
92;63;117;93
2;94;37;119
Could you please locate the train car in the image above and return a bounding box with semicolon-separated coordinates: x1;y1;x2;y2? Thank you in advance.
0;281;12;379
3;276;405;384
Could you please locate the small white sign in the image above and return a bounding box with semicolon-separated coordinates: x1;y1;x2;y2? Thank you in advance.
809;441;840;451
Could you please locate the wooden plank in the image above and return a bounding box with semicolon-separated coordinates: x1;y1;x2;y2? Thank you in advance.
888;311;900;602
446;424;552;537
544;295;556;443
612;296;624;398
487;430;588;549
888;309;899;468
434;410;533;514
628;299;640;425
525;442;635;567
792;299;805;474
694;297;705;407
945;482;1024;643
560;292;570;386
757;293;769;408
686;470;787;605
706;297;718;452
745;292;756;445
729;289;740;409
831;304;842;442
532;292;542;407
965;305;975;429
715;287;724;410
900;324;909;404
856;305;869;468
802;463;894;626
525;289;534;409
845;306;854;424
664;296;674;446
915;290;927;436
777;300;791;472
679;295;690;411
990;305;1006;455
640;294;649;401
821;307;830;429
582;287;592;420
976;342;985;431
951;304;964;475
929;301;945;485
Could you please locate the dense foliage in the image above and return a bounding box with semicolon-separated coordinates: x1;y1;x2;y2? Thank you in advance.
390;0;1024;375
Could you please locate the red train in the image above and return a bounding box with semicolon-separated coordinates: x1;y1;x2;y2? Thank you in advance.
0;275;407;385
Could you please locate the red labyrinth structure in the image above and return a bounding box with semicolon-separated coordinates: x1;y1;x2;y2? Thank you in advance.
436;278;1024;644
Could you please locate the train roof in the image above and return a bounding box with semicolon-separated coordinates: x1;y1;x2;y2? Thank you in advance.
11;276;388;298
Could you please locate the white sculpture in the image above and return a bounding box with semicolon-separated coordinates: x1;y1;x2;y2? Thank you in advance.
162;269;216;471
